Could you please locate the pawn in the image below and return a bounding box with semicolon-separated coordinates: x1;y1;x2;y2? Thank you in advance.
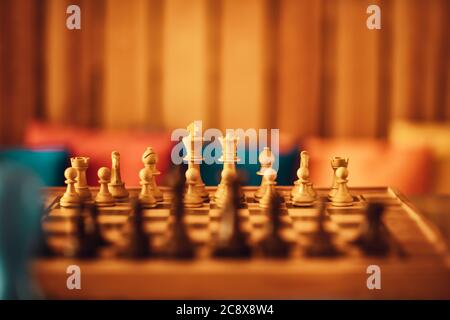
352;202;391;256
212;175;251;259
304;201;340;257
258;193;290;258
121;200;152;259
292;167;315;207
331;167;353;207
95;167;115;207
254;147;274;200
139;168;157;208
259;168;278;209
60;167;82;208
184;167;204;208
165;167;196;259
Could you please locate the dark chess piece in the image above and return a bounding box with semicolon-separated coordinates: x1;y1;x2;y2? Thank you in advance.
164;167;196;259
63;204;97;259
257;193;290;258
87;204;108;248
121;199;152;259
305;200;341;257
35;212;54;258
212;175;252;259
352;202;391;256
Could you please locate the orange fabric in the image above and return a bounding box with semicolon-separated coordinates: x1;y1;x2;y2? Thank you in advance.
24;122;175;186
303;138;434;195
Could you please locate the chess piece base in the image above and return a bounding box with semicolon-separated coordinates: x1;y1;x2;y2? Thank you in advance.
109;183;129;201
75;187;92;201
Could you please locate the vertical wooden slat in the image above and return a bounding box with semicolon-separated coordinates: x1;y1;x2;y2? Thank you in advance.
146;0;165;129
35;0;48;121
45;0;105;127
83;0;105;128
0;0;37;146
103;0;150;129
45;0;69;124
163;0;208;129
278;0;322;137
334;0;381;138
392;0;428;121
220;0;265;130
376;0;393;138
205;0;222;129
263;0;279;129
423;0;448;122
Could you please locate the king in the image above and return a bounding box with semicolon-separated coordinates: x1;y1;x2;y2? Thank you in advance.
182;122;209;201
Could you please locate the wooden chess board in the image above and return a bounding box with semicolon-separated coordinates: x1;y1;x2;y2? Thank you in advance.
33;186;450;299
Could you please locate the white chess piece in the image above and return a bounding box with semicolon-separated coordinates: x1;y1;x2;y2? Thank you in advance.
70;157;92;201
255;147;275;200
60;167;82;208
95;167;115;207
259;167;278;209
292;167;315;207
139;167;157;208
109;151;129;201
331;167;353;207
184;167;203;208
142;147;164;202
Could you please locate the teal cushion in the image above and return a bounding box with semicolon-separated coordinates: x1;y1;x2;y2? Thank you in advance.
0;149;69;186
200;145;299;186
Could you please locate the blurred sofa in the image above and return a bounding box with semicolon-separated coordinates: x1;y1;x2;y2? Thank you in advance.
23;121;174;186
0;120;438;195
389;120;450;195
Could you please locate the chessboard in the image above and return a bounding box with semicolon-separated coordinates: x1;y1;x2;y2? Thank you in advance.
33;185;450;299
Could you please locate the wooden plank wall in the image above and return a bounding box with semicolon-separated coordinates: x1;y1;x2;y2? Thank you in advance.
0;0;448;145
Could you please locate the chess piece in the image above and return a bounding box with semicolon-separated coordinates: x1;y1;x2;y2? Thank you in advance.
307;182;317;198
328;156;349;199
212;175;251;258
184;167;204;208
254;147;275;200
60;167;82;208
35;214;54;258
292;167;315;207
216;168;235;208
71;157;92;201
64;205;97;259
121;200;152;259
95;167;115;207
142;147;164;202
215;133;240;202
305;201;340;257
352;202;391;256
139;167;157;208
259;168;278;209
165;168;196;259
181;123;209;201
258;193;290;258
330;167;353;207
87;204;108;248
291;151;316;200
108;151;129;201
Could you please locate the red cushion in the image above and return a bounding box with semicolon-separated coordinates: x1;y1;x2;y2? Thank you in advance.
25;121;175;186
302;138;433;195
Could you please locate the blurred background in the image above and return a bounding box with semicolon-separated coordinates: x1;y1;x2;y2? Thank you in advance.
0;0;449;195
